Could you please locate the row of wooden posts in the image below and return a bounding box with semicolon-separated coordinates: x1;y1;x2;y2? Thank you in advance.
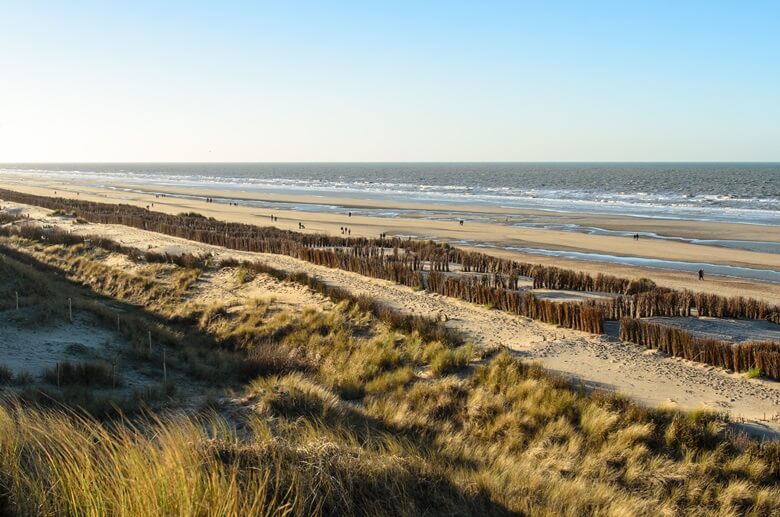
3;186;779;329
3;188;780;367
620;318;780;380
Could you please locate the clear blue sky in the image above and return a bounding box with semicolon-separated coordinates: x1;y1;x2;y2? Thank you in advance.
1;1;778;161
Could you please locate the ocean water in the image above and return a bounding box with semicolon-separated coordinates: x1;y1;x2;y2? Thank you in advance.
2;162;779;225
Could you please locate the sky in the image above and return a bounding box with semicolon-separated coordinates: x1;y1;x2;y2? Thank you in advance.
0;1;778;162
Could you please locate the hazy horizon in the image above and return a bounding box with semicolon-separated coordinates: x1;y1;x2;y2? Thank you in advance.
3;161;780;165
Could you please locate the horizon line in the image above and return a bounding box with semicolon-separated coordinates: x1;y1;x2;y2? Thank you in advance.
2;160;780;165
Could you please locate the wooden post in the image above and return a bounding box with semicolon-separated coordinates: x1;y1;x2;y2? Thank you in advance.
116;314;120;332
148;330;152;354
15;291;18;311
68;298;73;323
56;362;60;388
163;347;167;383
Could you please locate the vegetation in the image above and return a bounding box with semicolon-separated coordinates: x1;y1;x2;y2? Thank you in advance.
0;230;779;514
234;264;253;284
0;365;12;385
42;360;118;387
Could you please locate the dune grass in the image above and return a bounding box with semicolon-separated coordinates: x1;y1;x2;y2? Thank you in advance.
1;230;780;515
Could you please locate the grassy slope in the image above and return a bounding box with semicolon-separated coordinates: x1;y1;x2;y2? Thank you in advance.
0;236;779;516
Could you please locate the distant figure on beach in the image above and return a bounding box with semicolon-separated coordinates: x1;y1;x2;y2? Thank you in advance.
698;269;704;281
459;220;464;226
348;211;352;217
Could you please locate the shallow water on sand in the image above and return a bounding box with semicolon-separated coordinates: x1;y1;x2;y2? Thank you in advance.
491;245;780;283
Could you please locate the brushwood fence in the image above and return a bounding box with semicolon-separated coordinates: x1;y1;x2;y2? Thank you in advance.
0;189;604;333
1;188;778;330
620;318;780;380
427;272;603;333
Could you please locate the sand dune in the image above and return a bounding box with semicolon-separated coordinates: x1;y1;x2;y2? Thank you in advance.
5;199;780;438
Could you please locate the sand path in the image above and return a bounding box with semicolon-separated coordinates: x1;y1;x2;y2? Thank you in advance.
5;201;780;437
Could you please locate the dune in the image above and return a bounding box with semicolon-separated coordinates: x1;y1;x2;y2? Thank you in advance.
3;197;780;438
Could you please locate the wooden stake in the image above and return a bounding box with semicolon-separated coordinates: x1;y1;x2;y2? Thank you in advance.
15;291;19;311
68;298;73;323
163;347;167;383
148;330;152;354
56;362;60;388
116;314;120;332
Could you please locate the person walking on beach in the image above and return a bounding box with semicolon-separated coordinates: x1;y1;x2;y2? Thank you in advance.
698;269;704;281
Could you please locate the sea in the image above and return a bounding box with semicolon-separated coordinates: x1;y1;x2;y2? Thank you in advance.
1;162;778;225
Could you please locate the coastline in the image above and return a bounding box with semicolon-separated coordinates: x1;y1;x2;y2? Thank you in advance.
4;173;780;302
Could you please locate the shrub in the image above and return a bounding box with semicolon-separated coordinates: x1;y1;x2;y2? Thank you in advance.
42;361;118;387
429;344;473;377
234;265;252;285
0;365;13;385
14;371;34;385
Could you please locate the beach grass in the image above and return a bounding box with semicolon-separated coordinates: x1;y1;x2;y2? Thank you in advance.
1;198;780;514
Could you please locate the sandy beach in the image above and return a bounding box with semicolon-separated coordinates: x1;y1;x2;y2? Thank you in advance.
4;172;780;304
